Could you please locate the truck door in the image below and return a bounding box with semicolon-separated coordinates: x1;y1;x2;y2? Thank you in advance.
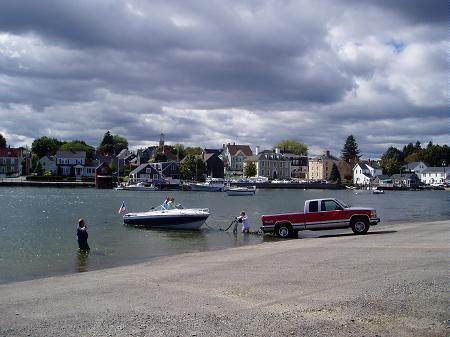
318;199;348;229
305;199;348;230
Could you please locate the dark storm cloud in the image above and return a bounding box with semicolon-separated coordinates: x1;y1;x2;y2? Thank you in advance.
0;0;447;157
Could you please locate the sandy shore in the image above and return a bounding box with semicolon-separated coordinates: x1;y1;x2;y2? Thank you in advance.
0;220;447;337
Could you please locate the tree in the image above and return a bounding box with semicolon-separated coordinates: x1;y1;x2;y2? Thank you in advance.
170;144;187;160
185;147;203;156
329;163;341;184
180;154;207;181
31;136;62;158
380;146;404;175
0;133;6;148
152;152;168;163
274;140;308;155
97;131;128;155
341;135;361;164
244;161;257;177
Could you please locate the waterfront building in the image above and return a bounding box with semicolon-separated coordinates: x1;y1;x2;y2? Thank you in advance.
308;151;339;181
353;162;383;186
390;173;420;188
402;161;428;175
244;149;290;179
38;155;57;175
282;152;308;179
129;161;180;184
55;150;86;179
0;147;23;177
222;143;253;175
203;152;225;178
420;167;450;185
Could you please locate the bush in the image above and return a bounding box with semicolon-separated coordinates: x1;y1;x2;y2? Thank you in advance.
26;175;64;181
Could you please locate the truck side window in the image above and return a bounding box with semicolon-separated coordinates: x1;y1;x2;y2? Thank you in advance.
309;201;318;212
321;200;343;211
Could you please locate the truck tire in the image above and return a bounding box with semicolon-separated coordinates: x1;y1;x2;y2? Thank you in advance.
351;217;370;235
275;223;293;238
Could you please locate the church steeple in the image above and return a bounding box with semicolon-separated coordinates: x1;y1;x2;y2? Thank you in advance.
159;132;165;149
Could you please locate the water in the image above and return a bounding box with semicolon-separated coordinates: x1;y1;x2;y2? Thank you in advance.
0;187;448;284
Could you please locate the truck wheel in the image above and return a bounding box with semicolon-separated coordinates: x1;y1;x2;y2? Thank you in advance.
351;218;370;235
276;224;293;238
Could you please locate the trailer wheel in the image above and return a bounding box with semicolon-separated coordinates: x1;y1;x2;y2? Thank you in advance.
276;223;293;238
351;218;370;235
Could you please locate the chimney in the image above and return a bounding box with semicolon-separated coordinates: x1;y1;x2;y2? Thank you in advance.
325;150;330;157
275;147;280;154
255;146;260;155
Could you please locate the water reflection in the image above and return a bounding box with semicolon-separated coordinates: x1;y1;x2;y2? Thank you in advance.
76;250;90;272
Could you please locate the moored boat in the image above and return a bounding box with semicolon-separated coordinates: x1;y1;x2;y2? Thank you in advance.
123;207;210;229
116;182;159;191
226;186;256;196
190;178;225;192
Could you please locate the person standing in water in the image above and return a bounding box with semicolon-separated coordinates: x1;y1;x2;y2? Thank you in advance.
237;211;251;233
77;218;90;251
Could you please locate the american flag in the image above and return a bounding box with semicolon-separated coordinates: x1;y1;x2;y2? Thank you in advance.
118;201;126;214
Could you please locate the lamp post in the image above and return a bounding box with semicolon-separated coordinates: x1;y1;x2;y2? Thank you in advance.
442;160;447;185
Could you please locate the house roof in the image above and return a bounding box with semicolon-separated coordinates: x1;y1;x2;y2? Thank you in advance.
226;144;253;156
0;147;22;158
421;167;450;174
246;152;287;161
129;163;150;175
391;173;419;179
402;161;425;169
56;150;86;158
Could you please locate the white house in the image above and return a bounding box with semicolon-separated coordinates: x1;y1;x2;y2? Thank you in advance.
402;161;428;175
222;143;253;174
55;150;86;178
38;156;57;174
353;163;383;185
420;167;450;186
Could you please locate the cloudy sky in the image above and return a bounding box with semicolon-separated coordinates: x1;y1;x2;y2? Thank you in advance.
0;0;447;158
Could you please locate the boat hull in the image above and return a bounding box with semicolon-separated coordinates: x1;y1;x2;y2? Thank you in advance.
226;186;256;196
123;210;209;230
190;184;223;192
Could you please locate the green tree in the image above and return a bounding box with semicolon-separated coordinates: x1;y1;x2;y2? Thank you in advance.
97;131;128;155
185;147;203;156
170;144;187;161
341;135;361;164
244;161;257;177
274;140;308;155
152;152;168;163
34;162;44;176
0;133;6;148
31;136;62;158
329;163;341;184
180;155;207;181
380;146;404;175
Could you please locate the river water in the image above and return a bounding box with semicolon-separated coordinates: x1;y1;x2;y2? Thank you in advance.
0;187;448;284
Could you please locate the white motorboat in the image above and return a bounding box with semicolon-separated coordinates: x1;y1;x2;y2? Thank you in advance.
190;178;225;192
226;186;256;196
123;206;210;229
116;182;159;191
372;189;384;194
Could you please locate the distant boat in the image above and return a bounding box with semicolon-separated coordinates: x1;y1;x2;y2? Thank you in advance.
226;186;256;196
115;182;158;191
123;206;210;229
190;178;225;192
372;188;384;194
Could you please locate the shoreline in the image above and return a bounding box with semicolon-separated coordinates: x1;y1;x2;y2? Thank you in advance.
0;220;447;336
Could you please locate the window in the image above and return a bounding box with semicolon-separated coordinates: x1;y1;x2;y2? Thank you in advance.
321;200;342;211
309;201;318;213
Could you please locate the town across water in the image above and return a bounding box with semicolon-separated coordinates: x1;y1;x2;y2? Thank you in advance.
0;186;448;284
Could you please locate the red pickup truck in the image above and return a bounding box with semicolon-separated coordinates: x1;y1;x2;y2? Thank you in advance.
261;198;380;238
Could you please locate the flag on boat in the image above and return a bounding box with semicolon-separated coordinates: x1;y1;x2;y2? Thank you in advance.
118;201;126;214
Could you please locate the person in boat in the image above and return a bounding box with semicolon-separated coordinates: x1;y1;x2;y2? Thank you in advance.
161;196;170;210
167;197;177;209
237;211;250;233
76;218;90;251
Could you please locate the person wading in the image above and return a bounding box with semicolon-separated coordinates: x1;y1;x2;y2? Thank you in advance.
77;218;90;251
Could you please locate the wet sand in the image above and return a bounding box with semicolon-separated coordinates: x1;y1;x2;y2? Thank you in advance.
0;220;447;337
